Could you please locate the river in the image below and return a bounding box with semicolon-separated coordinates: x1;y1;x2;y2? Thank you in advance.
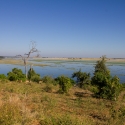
0;60;125;83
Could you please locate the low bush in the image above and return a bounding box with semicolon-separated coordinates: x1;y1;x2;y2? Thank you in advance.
99;76;122;100
28;68;41;83
7;68;26;82
0;74;7;80
72;70;91;88
92;73;122;100
42;76;57;85
0;74;8;82
56;75;72;93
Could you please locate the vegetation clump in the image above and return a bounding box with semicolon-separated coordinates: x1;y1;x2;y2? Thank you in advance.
42;76;57;85
7;68;26;82
27;67;41;83
72;69;91;88
91;56;122;100
0;74;7;80
42;76;58;92
56;75;73;93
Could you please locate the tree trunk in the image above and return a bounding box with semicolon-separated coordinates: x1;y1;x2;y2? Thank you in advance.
24;59;27;78
25;64;27;78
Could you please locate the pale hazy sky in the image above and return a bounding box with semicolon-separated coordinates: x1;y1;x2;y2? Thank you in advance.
0;0;125;58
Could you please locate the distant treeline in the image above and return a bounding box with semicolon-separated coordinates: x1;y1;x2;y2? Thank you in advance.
110;58;125;59
0;56;14;58
0;56;5;59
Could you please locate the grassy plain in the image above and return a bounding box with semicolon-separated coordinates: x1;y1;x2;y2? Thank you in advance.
0;81;125;125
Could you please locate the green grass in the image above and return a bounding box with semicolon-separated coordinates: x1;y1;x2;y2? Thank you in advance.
0;81;125;125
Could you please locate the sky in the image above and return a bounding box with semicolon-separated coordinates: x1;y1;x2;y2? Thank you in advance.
0;0;125;58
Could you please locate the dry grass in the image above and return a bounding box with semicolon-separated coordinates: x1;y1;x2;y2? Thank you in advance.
0;58;48;67
0;59;23;65
0;81;125;125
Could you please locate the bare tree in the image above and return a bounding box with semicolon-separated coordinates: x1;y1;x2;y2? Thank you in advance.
17;41;39;78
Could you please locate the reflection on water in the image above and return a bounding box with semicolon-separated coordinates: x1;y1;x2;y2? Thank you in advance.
0;60;125;83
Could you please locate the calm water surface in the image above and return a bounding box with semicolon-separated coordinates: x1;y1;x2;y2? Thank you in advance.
0;60;125;83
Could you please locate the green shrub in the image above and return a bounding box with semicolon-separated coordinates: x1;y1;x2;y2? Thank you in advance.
0;74;7;80
42;76;57;85
31;74;41;83
0;74;8;82
99;76;122;100
91;56;122;100
94;55;110;75
27;68;40;83
7;68;26;82
122;83;125;88
91;72;110;88
56;76;72;93
72;70;91;88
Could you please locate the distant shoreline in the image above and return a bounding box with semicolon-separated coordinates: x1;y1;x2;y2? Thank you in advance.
1;57;125;63
32;57;125;63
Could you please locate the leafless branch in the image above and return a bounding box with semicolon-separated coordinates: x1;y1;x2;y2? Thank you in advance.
16;41;40;78
16;55;24;60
